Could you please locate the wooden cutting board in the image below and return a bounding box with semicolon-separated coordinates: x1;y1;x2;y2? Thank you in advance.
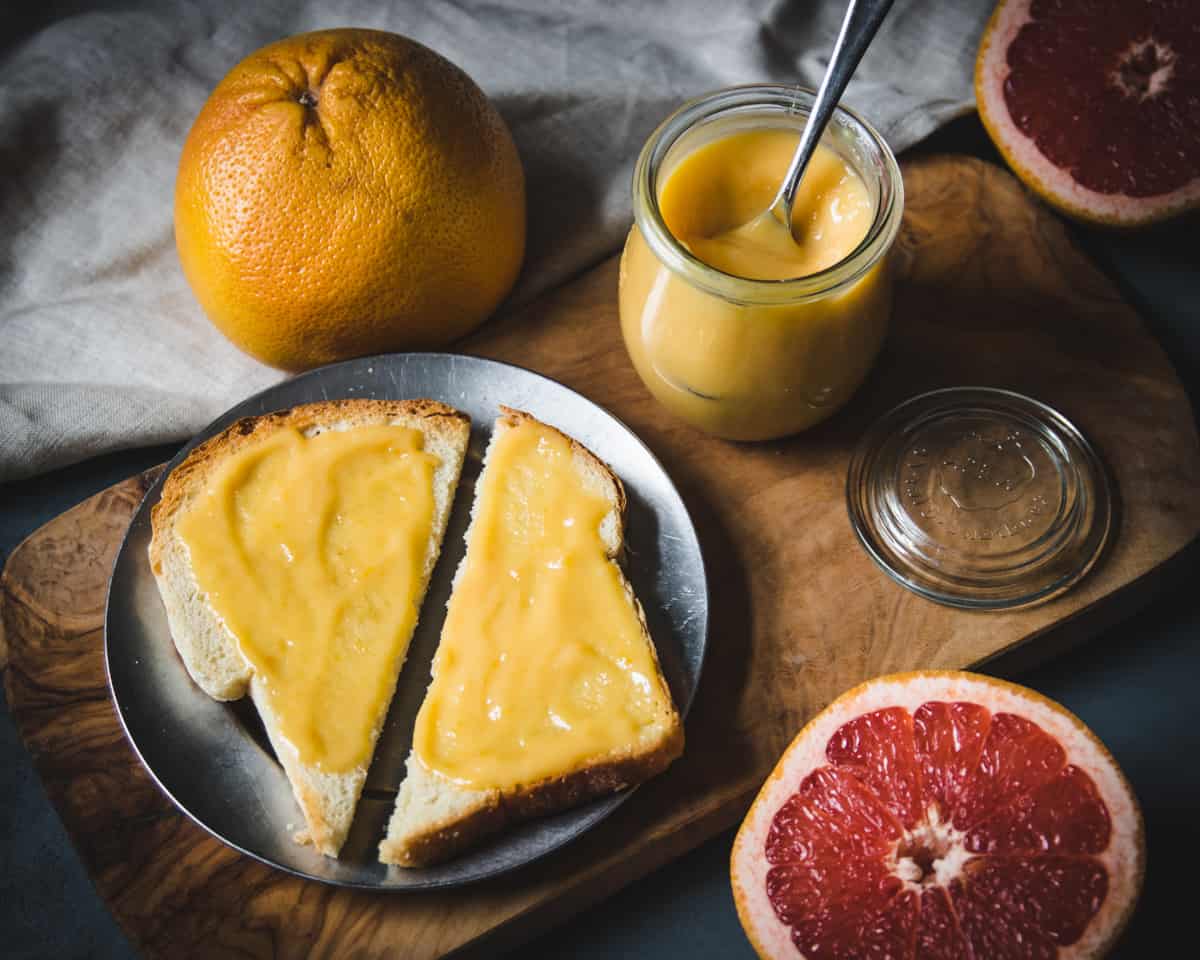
4;156;1199;959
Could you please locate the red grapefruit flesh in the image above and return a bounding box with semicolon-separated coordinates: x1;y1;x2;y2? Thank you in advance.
976;0;1200;225
732;672;1144;959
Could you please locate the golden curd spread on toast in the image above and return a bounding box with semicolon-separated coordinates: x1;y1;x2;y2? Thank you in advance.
412;418;669;789
177;424;439;772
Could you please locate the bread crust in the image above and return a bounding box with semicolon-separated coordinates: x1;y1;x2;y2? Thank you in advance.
380;407;684;867
380;727;684;867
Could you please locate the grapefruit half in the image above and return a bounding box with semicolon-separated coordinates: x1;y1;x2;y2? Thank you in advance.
732;671;1144;959
976;0;1200;226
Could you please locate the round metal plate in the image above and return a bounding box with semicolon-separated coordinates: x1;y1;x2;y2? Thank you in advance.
104;353;708;890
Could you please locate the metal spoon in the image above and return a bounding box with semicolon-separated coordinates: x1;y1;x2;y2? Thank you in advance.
752;0;894;244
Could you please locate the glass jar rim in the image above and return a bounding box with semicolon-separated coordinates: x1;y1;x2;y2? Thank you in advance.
631;83;904;306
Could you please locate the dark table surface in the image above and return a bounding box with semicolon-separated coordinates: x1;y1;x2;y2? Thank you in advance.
2;120;1197;959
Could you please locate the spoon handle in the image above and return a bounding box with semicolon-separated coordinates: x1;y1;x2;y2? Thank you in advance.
773;0;895;221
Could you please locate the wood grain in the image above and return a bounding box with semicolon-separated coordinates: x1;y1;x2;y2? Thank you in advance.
4;156;1199;959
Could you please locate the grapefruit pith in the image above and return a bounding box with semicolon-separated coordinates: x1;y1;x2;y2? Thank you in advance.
732;671;1143;959
976;0;1200;226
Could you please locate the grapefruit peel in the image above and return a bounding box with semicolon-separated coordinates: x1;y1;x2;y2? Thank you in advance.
976;0;1200;227
732;671;1144;960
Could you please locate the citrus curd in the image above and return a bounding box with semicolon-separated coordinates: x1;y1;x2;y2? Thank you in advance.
619;86;903;441
177;424;439;773
412;418;674;789
665;130;873;281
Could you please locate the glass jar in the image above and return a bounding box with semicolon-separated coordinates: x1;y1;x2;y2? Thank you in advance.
619;84;904;441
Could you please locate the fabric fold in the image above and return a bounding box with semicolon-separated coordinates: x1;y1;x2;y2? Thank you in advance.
0;0;990;481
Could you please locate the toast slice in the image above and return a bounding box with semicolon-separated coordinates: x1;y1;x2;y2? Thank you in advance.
149;398;469;857
379;407;683;867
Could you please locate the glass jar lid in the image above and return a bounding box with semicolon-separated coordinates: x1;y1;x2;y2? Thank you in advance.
846;388;1112;610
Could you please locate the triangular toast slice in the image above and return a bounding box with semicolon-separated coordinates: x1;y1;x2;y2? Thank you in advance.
149;399;469;857
379;407;683;867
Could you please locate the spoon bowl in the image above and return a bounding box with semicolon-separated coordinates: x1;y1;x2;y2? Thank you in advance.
745;0;894;248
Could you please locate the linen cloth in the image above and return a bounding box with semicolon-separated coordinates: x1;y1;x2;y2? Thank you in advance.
0;0;991;482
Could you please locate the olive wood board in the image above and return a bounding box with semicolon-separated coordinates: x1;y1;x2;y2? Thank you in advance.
4;155;1199;959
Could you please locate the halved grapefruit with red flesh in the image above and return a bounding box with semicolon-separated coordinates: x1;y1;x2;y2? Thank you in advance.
732;672;1143;959
976;0;1200;226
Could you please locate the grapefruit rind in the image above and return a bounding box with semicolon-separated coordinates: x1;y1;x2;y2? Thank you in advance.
174;29;527;371
976;0;1200;228
731;670;1144;960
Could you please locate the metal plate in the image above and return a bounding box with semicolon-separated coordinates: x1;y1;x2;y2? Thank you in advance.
104;353;708;890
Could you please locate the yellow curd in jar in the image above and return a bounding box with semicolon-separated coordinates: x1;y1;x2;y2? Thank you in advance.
620;127;893;440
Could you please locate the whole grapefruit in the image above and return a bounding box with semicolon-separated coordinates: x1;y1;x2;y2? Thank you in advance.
732;671;1144;959
175;29;526;371
976;0;1200;227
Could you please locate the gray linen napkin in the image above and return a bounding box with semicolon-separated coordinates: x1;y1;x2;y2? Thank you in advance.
0;0;990;482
